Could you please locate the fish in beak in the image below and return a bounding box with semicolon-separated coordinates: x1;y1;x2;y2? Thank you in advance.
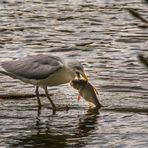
70;79;102;108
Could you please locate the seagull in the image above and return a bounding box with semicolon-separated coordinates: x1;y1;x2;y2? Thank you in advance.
0;54;88;109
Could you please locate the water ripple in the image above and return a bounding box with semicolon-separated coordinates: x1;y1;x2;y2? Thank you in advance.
0;0;148;147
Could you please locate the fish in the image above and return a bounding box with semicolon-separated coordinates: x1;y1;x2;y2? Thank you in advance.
70;79;102;108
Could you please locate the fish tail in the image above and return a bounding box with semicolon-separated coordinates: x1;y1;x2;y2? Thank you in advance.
94;97;102;108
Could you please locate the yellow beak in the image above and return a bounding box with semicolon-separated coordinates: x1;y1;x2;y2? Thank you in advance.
81;72;88;81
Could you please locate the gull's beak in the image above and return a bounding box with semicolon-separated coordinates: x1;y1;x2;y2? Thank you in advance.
81;72;88;81
76;72;81;79
76;71;88;81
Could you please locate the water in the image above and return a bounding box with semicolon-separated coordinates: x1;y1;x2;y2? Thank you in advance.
0;0;148;147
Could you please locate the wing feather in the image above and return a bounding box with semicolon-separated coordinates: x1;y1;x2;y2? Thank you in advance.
1;54;64;80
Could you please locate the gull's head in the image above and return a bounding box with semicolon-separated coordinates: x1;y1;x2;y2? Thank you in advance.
66;60;88;81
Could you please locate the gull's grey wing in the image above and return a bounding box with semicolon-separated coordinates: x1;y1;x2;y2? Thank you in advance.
1;54;64;80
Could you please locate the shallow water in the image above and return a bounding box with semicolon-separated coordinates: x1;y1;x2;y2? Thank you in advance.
0;0;148;147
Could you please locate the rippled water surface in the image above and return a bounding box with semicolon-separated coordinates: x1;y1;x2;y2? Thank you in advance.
0;0;148;147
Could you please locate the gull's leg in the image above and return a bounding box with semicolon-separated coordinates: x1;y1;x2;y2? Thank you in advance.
44;87;56;109
35;86;41;107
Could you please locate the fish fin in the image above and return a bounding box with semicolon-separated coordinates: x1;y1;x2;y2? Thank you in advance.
77;95;81;102
93;86;99;95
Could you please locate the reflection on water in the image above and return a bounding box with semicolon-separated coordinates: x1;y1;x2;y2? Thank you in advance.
0;0;148;147
7;108;99;148
4;106;148;148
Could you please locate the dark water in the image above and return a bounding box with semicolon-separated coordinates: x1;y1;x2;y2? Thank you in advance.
0;0;148;147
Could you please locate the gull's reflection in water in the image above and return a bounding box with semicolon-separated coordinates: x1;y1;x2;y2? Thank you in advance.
8;108;100;148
